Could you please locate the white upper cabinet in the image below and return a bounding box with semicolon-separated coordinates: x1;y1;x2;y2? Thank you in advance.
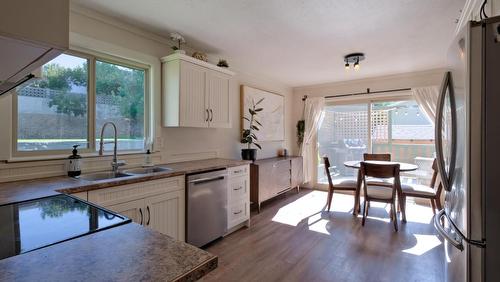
179;61;208;127
206;71;231;128
161;53;235;128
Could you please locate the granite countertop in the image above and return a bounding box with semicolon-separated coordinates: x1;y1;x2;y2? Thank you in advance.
0;158;251;205
0;158;250;281
0;223;217;282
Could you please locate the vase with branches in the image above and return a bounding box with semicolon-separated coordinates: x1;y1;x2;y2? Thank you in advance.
170;32;186;53
241;97;264;161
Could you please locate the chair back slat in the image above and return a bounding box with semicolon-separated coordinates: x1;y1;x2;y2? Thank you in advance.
323;156;333;187
361;162;399;179
364;153;391;161
360;162;400;201
430;158;444;196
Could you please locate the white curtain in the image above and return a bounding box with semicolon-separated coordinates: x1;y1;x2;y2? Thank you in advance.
300;97;325;184
412;86;440;124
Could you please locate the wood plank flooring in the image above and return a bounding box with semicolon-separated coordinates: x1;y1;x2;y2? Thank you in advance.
202;189;444;282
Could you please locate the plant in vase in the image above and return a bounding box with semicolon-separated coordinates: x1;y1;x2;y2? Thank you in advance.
170;32;186;54
217;59;229;68
241;98;264;161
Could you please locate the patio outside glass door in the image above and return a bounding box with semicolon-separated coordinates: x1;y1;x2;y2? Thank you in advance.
317;103;369;185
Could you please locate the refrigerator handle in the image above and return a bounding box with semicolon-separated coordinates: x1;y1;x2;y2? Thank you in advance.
434;209;464;251
435;71;458;192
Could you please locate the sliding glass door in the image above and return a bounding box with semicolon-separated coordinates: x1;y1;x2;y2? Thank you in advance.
317;98;435;186
317;103;369;184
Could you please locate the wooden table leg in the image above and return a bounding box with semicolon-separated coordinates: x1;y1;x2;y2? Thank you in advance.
353;170;362;216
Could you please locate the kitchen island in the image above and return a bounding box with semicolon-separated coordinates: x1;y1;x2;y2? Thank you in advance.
0;223;217;281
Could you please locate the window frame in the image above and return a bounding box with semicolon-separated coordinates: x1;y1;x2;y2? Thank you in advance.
12;49;151;158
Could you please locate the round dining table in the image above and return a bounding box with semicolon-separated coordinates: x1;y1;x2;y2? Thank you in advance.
344;160;419;172
343;160;419;216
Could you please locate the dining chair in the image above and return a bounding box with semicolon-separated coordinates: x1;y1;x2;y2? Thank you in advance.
363;153;393;187
360;161;401;231
400;158;443;222
323;156;358;212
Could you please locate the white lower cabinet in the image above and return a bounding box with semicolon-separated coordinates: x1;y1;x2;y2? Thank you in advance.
145;190;185;240
227;165;250;232
107;199;144;225
88;176;185;241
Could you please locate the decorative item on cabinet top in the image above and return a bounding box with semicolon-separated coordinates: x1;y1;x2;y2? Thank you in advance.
160;53;235;128
192;52;208;62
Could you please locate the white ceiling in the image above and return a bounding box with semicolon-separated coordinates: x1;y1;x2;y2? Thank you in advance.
72;0;465;87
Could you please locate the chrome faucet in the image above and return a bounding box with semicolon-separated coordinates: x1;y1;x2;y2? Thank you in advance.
98;122;126;174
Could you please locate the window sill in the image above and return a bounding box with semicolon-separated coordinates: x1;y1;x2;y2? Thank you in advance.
6;150;151;163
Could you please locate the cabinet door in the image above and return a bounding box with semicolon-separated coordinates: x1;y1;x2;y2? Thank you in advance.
145;190;185;241
291;157;304;188
206;70;231;128
106;199;145;225
179;61;208;128
272;160;292;195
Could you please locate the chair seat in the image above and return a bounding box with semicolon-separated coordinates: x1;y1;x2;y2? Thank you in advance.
331;177;357;189
366;185;393;200
366;177;394;187
401;183;436;197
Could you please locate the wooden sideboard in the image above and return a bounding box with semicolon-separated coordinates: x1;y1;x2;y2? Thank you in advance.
250;156;303;212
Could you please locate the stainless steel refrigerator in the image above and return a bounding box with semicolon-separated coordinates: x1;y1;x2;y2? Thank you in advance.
434;17;500;282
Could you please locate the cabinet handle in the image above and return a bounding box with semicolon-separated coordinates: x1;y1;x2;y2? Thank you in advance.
234;210;243;215
146;206;151;226
234;170;243;174
139;208;143;225
209;109;213;122
205;109;209;122
234;186;243;191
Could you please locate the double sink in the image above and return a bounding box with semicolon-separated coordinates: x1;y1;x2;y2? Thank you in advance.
79;166;172;181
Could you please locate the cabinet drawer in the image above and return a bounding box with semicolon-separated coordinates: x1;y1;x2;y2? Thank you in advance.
229;175;249;202
228;165;249;178
228;200;249;229
88;176;184;206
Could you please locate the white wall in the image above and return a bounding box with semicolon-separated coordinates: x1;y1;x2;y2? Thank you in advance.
0;5;293;182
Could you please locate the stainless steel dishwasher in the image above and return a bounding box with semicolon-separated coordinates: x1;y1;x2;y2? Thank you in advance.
186;168;228;247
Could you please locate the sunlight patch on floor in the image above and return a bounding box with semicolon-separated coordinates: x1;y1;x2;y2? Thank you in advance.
402;200;435;224
272;190;436;235
403;234;442;256
307;212;330;235
271;191;326;226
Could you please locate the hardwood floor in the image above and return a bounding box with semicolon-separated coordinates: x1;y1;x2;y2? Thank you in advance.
202;189;444;282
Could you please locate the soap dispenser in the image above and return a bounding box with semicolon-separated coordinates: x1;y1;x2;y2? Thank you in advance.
67;145;82;177
143;149;153;167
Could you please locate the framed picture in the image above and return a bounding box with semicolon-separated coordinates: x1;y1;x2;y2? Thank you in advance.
240;85;285;142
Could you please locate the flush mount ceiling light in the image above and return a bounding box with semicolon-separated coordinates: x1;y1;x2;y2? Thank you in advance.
344;53;365;71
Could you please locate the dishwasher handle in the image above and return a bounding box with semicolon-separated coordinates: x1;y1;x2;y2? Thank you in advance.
189;175;226;185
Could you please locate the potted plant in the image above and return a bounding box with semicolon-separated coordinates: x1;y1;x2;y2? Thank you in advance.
241;98;263;161
217;59;229;68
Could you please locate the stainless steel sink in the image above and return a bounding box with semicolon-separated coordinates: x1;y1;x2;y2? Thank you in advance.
124;166;172;175
79;171;132;181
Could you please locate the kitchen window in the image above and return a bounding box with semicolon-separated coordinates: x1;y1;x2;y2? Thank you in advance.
13;51;150;157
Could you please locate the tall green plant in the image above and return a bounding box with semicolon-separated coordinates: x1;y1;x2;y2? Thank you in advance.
241;98;264;150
